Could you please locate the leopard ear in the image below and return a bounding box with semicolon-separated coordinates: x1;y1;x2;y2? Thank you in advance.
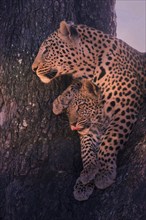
59;21;79;42
82;80;99;97
81;80;102;99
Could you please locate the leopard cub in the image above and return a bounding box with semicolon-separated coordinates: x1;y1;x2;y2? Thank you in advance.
53;80;110;200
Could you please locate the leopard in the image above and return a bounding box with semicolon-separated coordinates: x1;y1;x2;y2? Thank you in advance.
32;21;146;200
53;79;110;200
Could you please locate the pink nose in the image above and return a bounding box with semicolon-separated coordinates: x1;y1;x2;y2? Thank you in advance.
70;125;81;131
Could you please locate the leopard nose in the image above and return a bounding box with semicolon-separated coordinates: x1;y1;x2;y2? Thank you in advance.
32;63;38;73
32;66;38;74
31;67;37;76
70;123;81;131
33;67;38;72
71;125;77;131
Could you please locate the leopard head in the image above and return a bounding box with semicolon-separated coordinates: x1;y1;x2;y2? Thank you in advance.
67;81;103;135
32;21;98;83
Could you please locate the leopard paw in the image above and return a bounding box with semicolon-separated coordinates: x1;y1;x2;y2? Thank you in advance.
73;178;94;201
94;166;116;189
79;163;99;184
52;98;63;115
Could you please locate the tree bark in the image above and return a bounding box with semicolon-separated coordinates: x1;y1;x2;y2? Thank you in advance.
0;0;145;219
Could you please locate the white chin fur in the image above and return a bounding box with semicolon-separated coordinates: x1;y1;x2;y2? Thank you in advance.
39;76;51;84
78;128;90;135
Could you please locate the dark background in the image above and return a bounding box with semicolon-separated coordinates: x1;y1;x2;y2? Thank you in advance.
0;0;146;219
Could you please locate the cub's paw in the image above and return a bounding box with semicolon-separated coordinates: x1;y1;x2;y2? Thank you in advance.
73;178;94;201
52;98;63;115
79;163;99;184
94;166;116;189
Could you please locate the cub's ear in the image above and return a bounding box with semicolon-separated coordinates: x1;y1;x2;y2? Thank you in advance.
82;80;98;95
81;80;102;99
59;21;79;42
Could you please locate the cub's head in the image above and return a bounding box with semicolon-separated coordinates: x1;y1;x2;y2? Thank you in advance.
52;80;103;135
67;81;103;135
32;21;98;83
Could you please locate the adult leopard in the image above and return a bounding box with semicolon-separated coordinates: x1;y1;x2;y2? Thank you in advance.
32;21;146;198
53;79;110;200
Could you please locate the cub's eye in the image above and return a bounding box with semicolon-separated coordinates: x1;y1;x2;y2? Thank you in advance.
66;109;69;114
75;105;79;111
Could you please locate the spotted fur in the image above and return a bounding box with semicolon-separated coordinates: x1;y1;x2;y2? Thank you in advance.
32;21;146;200
53;80;110;200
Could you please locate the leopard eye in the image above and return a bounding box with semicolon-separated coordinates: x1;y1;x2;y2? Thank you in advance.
78;119;89;128
74;105;79;111
43;46;49;55
79;100;86;105
66;108;71;115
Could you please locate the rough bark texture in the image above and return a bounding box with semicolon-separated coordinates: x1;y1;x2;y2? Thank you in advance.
0;0;146;219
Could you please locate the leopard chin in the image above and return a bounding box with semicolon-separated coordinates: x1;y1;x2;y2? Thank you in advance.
45;69;58;79
77;127;90;135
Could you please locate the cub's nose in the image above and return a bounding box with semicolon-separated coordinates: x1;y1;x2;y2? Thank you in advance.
70;123;81;131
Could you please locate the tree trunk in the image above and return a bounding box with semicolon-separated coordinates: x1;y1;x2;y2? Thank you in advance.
0;0;145;219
